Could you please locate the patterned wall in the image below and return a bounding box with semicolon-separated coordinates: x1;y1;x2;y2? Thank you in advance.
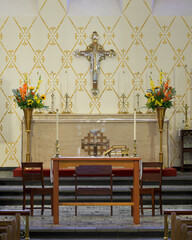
0;0;191;167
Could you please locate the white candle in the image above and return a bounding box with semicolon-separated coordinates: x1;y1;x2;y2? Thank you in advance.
118;71;120;95
185;65;188;104
56;109;59;141
66;70;68;94
173;68;175;89
134;109;136;141
145;72;148;91
123;70;125;91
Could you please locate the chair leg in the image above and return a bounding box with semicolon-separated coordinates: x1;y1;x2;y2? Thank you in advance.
151;190;155;216
23;193;26;210
51;191;54;216
75;206;77;216
41;194;44;215
159;191;162;215
31;192;34;217
140;194;143;216
75;192;77;216
111;187;113;216
131;189;133;217
75;175;77;216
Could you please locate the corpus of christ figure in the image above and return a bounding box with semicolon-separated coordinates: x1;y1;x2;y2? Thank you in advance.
74;31;116;96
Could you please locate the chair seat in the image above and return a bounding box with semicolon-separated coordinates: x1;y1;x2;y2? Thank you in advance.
140;187;160;194
25;187;53;194
76;187;111;195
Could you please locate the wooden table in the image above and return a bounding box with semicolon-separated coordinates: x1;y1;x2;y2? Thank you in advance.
51;156;141;225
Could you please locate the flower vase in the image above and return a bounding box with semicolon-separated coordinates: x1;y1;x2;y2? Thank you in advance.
156;107;166;166
23;108;33;162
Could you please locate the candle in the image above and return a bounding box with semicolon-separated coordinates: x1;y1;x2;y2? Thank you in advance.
118;71;120;96
134;109;136;141
173;68;175;89
66;70;68;94
56;109;59;141
185;65;188;104
123;70;125;91
133;89;136;112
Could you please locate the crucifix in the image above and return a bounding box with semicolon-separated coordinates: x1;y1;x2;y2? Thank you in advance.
74;31;116;96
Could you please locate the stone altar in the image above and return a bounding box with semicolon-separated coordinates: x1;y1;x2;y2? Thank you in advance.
21;114;169;168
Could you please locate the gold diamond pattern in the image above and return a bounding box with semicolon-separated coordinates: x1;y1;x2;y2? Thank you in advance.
0;0;192;166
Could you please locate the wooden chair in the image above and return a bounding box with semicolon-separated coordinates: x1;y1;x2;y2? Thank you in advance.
0;213;20;240
164;209;192;240
22;162;53;216
0;223;13;240
170;212;192;240
0;233;8;240
0;210;30;240
188;231;192;240
74;165;113;216
131;162;162;216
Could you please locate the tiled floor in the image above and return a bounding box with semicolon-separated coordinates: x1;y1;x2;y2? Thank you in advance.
1;203;192;232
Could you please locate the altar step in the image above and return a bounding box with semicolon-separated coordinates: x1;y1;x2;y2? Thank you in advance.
27;228;164;239
13;167;177;177
0;173;192;206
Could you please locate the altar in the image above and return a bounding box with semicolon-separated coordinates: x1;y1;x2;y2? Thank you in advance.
21;114;169;168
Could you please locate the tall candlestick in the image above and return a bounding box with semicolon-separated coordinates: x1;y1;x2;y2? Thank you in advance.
56;109;59;141
134;109;136;141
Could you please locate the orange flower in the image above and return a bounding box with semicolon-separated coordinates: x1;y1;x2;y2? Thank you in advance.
163;97;170;101
164;82;169;89
23;83;27;90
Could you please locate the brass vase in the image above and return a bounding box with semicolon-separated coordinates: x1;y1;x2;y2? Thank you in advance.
156;107;166;165
23;108;33;162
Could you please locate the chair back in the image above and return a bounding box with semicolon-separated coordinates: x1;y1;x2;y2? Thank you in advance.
21;162;44;189
140;162;162;189
75;165;112;177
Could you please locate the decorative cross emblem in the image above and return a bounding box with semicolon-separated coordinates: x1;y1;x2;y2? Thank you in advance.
81;130;110;156
74;31;116;96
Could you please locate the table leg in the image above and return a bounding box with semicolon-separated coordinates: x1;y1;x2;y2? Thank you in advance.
53;160;59;224
133;160;140;224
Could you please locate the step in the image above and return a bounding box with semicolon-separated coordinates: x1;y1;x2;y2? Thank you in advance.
28;227;164;239
1;175;192;186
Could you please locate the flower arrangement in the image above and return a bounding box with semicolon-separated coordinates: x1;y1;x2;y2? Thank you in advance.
144;70;176;111
12;75;48;110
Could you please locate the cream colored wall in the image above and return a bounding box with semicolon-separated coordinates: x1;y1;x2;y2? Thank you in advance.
0;0;191;167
